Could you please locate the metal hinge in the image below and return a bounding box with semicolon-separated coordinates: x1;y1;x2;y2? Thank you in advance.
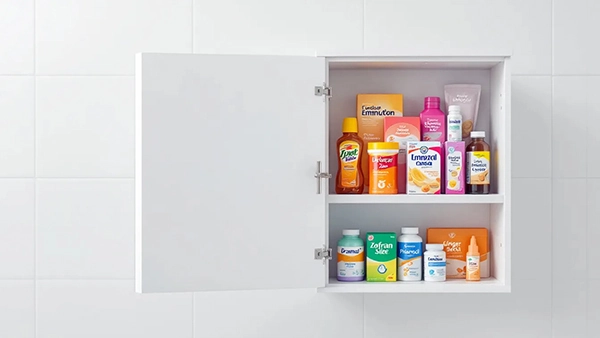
314;161;331;194
314;246;332;261
314;85;332;97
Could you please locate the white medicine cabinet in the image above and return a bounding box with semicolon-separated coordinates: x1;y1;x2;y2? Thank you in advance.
135;52;511;294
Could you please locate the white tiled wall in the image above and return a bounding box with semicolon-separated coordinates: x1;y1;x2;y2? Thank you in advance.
0;0;597;337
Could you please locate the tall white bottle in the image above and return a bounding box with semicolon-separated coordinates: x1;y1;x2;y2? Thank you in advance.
447;105;463;141
398;227;423;281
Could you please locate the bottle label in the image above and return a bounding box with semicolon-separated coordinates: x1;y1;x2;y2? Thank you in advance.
369;154;398;194
398;242;422;280
466;255;480;280
466;151;490;185
446;149;462;191
422;117;444;142
447;117;462;141
425;253;446;279
339;141;360;188
337;246;365;278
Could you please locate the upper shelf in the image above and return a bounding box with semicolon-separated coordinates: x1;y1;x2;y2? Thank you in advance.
327;194;504;204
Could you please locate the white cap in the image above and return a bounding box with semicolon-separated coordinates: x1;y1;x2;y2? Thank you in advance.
342;229;360;236
426;243;444;251
470;131;485;138
401;227;419;235
448;105;461;114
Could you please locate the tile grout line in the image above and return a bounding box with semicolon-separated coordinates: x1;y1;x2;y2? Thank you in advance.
363;0;366;51
362;293;365;338
191;2;195;336
33;0;37;336
550;0;554;335
191;0;195;53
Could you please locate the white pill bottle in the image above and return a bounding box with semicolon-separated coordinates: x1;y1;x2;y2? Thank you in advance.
398;227;423;281
424;244;446;282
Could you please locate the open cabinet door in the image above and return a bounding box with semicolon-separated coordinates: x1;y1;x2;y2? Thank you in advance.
136;53;327;293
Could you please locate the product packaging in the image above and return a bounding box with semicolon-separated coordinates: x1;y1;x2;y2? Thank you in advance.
444;141;465;194
367;142;399;194
357;94;403;186
426;228;489;279
407;141;442;194
420;96;445;142
444;85;481;143
384;117;420;194
366;232;397;282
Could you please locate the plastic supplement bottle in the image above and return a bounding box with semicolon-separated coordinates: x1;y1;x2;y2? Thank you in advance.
335;117;365;194
424;244;446;282
398;227;423;281
337;229;365;282
447;105;463;141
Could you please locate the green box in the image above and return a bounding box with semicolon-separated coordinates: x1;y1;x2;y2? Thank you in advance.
366;232;397;282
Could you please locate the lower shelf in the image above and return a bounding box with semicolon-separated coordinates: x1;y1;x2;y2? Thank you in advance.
319;277;509;293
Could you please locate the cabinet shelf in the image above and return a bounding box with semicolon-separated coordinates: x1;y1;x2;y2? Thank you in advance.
327;194;504;204
320;278;508;293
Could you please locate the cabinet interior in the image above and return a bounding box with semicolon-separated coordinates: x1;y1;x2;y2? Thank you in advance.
324;58;508;286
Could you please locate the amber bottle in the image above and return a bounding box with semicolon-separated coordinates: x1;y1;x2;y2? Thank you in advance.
336;118;365;194
466;131;490;194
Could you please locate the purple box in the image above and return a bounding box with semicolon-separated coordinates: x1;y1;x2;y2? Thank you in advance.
445;142;465;194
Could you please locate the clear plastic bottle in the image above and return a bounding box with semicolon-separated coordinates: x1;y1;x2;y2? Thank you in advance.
398;227;423;281
424;244;446;282
337;229;365;281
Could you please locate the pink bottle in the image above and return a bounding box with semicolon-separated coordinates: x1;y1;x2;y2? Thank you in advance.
420;97;446;142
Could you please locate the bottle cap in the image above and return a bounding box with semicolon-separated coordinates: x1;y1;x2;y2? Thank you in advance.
342;229;360;236
468;236;479;255
424;96;441;109
426;243;444;251
424;96;440;104
341;117;358;133
401;227;419;235
368;142;400;151
448;105;461;114
470;131;485;138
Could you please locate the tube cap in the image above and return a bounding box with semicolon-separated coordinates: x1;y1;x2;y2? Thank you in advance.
468;236;479;255
342;117;358;133
401;227;419;235
470;131;485;138
426;244;444;251
342;229;360;236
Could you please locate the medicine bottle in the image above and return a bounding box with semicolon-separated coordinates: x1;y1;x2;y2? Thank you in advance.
424;244;446;282
466;131;490;194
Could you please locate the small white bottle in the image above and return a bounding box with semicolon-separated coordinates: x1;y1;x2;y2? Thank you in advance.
398;227;423;281
424;244;446;282
447;105;462;141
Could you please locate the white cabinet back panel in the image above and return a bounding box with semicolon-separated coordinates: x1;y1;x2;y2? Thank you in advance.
136;53;327;293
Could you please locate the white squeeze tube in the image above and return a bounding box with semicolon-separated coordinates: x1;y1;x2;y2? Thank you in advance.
444;84;481;143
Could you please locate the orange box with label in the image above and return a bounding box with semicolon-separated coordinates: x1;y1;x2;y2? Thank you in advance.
384;117;420;194
426;228;489;279
357;94;403;186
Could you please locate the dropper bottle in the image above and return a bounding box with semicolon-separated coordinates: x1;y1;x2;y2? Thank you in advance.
466;236;481;281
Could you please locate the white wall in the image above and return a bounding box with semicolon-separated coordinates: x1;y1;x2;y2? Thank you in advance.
0;0;597;337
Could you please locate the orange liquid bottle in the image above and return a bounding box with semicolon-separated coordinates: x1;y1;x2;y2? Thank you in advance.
336;118;365;194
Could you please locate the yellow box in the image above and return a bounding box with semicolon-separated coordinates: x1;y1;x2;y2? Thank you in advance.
427;228;489;279
357;94;403;186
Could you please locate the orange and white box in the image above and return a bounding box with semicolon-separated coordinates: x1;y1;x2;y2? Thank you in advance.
427;228;489;279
